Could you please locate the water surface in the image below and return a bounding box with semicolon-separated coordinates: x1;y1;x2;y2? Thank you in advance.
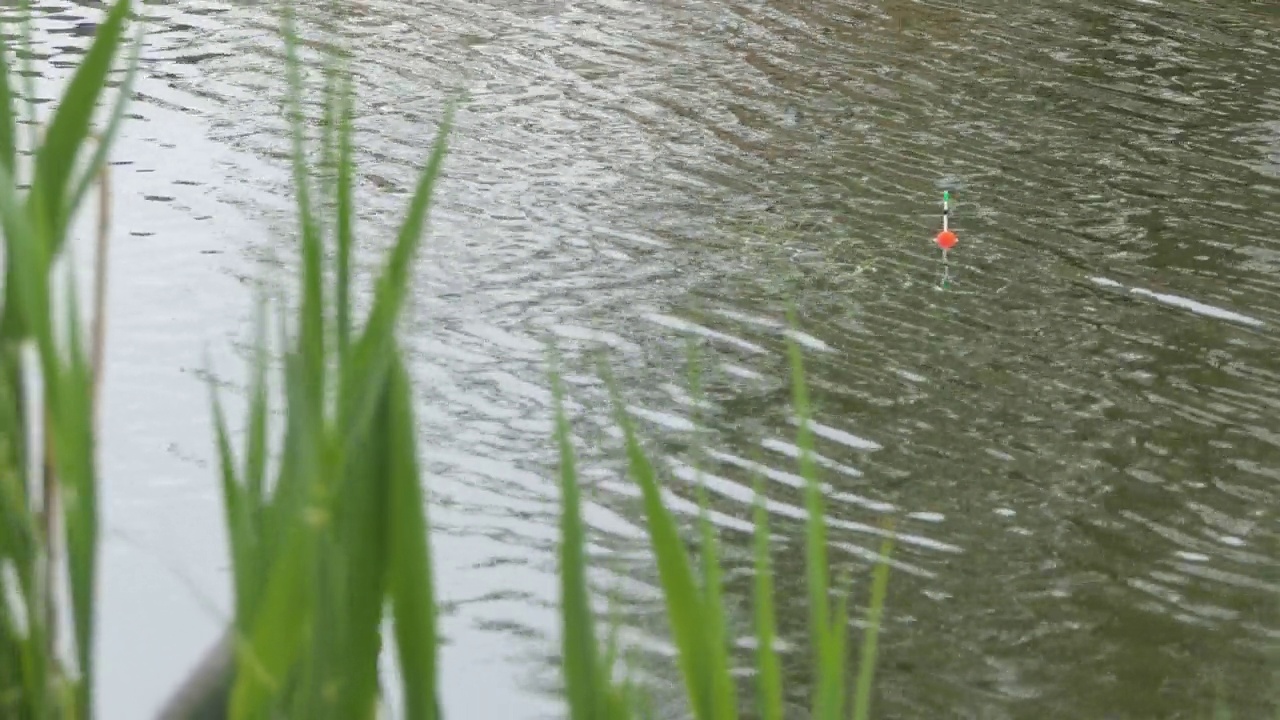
17;0;1280;717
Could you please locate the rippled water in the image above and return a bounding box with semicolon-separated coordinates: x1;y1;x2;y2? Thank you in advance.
17;0;1280;717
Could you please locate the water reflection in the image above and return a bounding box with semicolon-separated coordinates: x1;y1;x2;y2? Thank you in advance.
17;0;1279;717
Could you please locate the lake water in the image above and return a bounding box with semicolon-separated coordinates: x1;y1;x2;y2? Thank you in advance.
17;0;1280;717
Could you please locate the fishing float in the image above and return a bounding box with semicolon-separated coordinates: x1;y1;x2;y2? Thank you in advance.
935;190;957;288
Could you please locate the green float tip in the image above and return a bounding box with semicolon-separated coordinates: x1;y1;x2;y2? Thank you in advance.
943;190;950;203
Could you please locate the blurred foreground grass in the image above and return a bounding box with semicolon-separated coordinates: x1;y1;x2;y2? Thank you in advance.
0;2;897;718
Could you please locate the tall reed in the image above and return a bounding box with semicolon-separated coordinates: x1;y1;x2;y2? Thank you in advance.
0;0;139;717
545;343;895;720
199;5;449;719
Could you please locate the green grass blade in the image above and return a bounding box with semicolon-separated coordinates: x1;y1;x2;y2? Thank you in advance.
244;312;269;534
785;326;835;719
229;347;325;720
327;406;390;720
319;68;337;194
851;537;893;720
324;371;390;718
212;384;254;631
335;74;354;362
228;509;317;720
751;480;783;720
0;453;36;577
278;1;325;409
605;372;713;720
823;588;849;720
255;319;309;573
259;58;348;708
695;501;737;720
65;19;143;221
0;582;49;719
0;160;54;364
599;603;647;720
318;340;401;720
340;108;450;451
48;265;100;717
552;366;601;720
0;346;30;494
684;342;737;720
29;0;131;246
353;104;451;347
0;162;64;712
0;418;39;685
599;621;630;720
385;355;440;720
